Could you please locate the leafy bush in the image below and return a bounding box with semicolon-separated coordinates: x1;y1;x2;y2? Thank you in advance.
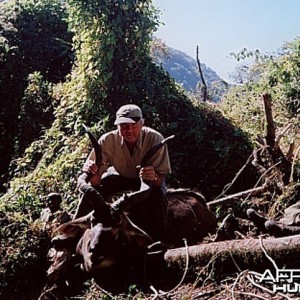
220;40;300;155
0;0;73;192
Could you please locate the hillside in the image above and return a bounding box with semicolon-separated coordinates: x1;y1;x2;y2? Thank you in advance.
156;46;229;102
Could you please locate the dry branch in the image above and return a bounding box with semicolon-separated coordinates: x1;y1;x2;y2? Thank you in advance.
207;185;267;209
275;123;293;151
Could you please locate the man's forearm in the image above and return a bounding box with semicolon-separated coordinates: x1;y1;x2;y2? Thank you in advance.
89;173;101;186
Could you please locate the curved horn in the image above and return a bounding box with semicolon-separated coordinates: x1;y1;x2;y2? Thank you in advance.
82;124;102;167
77;125;102;192
140;135;175;167
111;135;175;212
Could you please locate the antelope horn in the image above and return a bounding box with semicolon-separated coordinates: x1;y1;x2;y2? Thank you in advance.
140;135;175;167
77;124;102;192
82;124;102;167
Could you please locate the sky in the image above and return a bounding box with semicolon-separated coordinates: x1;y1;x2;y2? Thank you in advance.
153;0;300;82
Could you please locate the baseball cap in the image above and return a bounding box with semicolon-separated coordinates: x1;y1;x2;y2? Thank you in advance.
114;104;143;125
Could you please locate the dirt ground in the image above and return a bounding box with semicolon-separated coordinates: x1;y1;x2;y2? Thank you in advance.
81;275;298;300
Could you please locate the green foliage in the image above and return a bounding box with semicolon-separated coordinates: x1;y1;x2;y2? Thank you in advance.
14;72;55;156
220;86;264;140
0;0;73;192
0;0;73;82
265;39;300;116
63;0;161;125
0;28;25;192
0;208;47;294
221;40;300;151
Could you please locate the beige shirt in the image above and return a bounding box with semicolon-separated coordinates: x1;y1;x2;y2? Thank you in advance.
88;126;171;179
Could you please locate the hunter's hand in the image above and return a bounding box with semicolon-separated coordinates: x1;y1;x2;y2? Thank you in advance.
139;166;157;182
83;160;98;175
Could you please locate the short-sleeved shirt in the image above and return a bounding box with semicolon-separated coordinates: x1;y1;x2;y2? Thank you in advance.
88;126;171;179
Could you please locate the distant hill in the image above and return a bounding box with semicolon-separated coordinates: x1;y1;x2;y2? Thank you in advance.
155;46;229;102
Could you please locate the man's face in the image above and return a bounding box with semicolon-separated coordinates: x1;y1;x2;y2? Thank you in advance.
118;121;143;145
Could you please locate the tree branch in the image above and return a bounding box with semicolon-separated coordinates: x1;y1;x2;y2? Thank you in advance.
208;185;267;209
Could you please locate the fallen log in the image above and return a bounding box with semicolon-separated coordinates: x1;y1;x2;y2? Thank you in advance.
164;234;300;280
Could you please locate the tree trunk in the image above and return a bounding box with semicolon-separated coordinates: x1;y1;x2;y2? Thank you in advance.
164;235;300;280
261;93;291;185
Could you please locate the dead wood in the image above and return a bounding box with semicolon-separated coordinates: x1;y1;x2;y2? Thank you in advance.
164;234;300;279
207;185;267;209
261;93;291;186
262;93;276;149
196;45;208;102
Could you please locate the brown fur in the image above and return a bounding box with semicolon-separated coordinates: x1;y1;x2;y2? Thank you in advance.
165;189;217;247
